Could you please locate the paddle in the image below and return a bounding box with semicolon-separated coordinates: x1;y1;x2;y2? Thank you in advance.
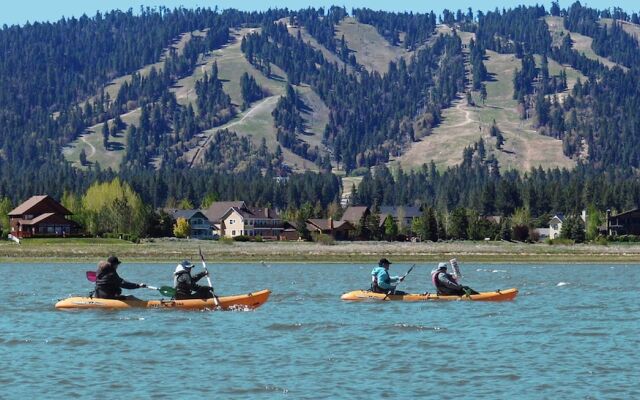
198;247;220;307
85;270;176;297
382;264;415;300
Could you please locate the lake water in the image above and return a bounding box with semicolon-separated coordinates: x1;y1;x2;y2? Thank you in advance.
0;262;638;399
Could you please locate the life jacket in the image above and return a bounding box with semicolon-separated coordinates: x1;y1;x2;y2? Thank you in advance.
431;270;442;290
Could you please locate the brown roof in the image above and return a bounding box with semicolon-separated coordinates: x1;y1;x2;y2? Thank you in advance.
203;201;246;222
248;207;280;220
307;219;354;231
8;195;72;216
222;206;281;221
341;206;370;225
19;213;76;226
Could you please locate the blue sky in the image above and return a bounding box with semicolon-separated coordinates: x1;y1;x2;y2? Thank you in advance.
2;1;639;27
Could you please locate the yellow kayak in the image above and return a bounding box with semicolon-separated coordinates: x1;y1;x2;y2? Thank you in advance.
55;289;271;310
341;288;518;302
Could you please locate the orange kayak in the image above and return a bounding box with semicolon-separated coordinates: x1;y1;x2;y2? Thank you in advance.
341;288;518;302
55;289;271;310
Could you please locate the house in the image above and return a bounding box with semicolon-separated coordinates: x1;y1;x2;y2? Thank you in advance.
607;208;640;236
280;221;302;241
549;210;586;239
379;206;421;230
8;195;81;238
203;201;246;236
219;205;283;239
306;218;354;240
534;228;550;240
166;209;213;239
341;206;370;226
549;213;564;239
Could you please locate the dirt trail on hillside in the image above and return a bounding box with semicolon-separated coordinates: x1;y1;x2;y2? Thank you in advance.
188;96;280;167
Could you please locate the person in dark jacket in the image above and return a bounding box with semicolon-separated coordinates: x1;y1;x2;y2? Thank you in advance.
173;260;213;300
431;262;478;296
94;256;146;299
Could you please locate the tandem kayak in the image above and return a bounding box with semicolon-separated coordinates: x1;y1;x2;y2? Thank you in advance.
55;289;271;310
341;288;518;302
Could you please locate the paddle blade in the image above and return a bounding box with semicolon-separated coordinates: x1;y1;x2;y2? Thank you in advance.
158;286;176;297
86;271;97;282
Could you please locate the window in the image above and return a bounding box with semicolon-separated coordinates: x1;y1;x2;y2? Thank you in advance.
229;219;235;224
232;230;236;236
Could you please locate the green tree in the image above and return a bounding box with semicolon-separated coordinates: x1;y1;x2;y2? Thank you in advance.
178;198;194;209
200;192;218;209
0;197;13;232
296;213;310;241
82;178;148;236
498;218;512;241
368;204;382;240
449;208;469;240
511;207;531;242
384;216;398;241
102;121;109;150
585;205;603;241
480;83;487;104
173;217;191;238
412;216;425;240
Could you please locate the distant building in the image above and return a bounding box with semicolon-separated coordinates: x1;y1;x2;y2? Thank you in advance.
306;218;354;240
379;206;421;230
166;209;213;239
341;206;370;226
8;195;81;238
549;213;564;239
203;201;247;236
607;208;640;236
219;205;283;239
549;210;586;239
534;228;550;240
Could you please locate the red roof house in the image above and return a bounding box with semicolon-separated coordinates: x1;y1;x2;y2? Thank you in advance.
8;195;81;238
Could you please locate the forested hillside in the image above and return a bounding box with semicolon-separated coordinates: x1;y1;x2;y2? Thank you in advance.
2;3;640;223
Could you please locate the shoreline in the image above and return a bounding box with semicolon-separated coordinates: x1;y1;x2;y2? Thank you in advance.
2;239;640;263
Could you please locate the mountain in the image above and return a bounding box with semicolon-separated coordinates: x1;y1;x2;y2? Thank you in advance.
1;3;640;211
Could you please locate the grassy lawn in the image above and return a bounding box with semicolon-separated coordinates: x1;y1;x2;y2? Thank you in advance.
3;238;640;263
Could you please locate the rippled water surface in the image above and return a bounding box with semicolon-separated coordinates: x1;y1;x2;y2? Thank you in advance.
1;262;638;399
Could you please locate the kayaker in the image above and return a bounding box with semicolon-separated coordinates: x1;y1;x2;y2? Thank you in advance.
431;262;478;296
94;256;147;299
371;258;405;294
173;260;213;300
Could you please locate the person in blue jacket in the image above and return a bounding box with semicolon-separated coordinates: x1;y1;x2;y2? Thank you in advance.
371;258;405;294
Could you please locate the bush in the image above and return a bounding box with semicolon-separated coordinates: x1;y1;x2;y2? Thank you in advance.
546;237;575;245
232;235;251;242
219;237;234;245
593;236;608;246
254;235;263;242
314;233;335;245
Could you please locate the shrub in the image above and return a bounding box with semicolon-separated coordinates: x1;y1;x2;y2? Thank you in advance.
593;236;608;246
232;235;251;242
254;235;263;242
547;237;575;245
314;233;335;245
219;237;234;245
